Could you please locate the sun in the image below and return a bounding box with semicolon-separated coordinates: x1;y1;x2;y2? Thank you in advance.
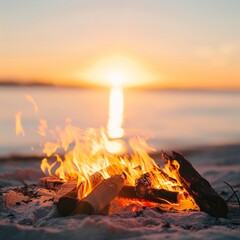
108;70;125;87
76;54;155;88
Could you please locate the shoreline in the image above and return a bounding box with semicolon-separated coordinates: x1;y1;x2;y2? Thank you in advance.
0;142;240;162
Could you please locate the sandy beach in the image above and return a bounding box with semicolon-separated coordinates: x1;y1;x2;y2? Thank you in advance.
1;144;239;240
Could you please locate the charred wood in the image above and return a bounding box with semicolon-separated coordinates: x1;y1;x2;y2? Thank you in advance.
57;184;180;216
118;186;179;204
57;188;78;216
162;151;228;218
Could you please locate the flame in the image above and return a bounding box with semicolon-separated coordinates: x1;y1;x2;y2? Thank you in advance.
25;95;48;137
25;95;39;115
37;85;198;211
15;112;25;136
40;123;198;210
38;118;48;137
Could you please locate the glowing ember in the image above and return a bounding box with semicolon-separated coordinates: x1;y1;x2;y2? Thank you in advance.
15;112;25;136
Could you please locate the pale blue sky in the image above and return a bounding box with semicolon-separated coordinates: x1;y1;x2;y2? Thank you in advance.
0;0;239;88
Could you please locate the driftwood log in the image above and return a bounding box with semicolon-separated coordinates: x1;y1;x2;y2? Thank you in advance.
162;151;228;218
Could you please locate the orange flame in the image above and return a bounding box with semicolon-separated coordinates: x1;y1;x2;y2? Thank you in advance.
39;124;198;210
38;119;48;137
25;95;48;137
38;86;198;211
15;112;25;136
25;95;39;115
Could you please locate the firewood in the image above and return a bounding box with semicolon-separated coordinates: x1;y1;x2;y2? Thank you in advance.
135;173;152;197
135;169;182;193
73;174;126;214
57;184;180;217
57;174;125;216
57;188;78;216
73;174;126;215
54;179;77;202
57;185;180;216
150;188;180;203
134;173;180;203
162;151;228;218
153;167;178;185
56;171;105;216
56;171;180;216
40;164;119;201
118;186;179;204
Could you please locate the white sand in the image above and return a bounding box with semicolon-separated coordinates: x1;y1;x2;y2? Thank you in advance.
0;145;240;240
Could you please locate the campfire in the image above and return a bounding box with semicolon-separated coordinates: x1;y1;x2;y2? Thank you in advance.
17;82;228;218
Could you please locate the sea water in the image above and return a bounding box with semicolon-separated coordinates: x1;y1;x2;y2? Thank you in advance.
0;86;240;156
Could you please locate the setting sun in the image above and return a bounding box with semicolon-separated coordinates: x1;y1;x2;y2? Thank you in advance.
108;70;125;87
77;55;156;88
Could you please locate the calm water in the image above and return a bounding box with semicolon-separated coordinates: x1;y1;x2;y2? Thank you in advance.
0;86;240;156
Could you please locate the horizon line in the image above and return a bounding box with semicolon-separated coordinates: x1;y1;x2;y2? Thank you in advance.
0;80;240;92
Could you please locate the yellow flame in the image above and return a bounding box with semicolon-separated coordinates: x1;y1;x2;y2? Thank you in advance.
25;95;39;115
40;123;198;210
38;118;48;136
15;112;25;136
38;86;198;210
41;127;174;194
25;95;48;137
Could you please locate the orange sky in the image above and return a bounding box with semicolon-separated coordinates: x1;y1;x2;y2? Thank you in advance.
0;1;240;89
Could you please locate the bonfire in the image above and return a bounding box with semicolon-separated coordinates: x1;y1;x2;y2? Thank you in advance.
14;83;228;218
1;81;240;240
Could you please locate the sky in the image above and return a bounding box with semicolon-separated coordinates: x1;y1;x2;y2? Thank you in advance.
0;0;240;89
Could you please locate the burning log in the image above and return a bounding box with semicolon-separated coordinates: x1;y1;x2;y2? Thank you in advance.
154;167;178;185
162;151;228;218
56;171;105;216
118;186;179;204
57;183;180;216
57;184;180;217
57;174;126;216
73;174;126;215
57;188;78;216
40;164;122;216
132;173;181;204
135;173;152;197
54;179;77;202
54;169;183;216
